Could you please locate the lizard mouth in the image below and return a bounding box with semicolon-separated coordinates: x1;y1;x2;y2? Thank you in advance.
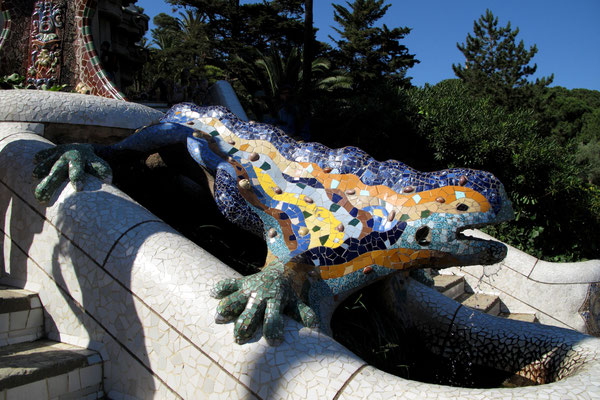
412;184;514;267
456;225;485;241
455;221;501;245
454;187;514;249
452;225;508;265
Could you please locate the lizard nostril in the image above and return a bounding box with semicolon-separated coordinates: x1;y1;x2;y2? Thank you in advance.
415;226;431;246
457;203;469;212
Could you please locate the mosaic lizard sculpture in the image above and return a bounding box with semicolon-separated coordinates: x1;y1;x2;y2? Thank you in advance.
33;103;514;345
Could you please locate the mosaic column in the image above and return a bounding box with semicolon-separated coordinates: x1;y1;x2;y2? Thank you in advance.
74;0;124;99
0;0;33;77
0;4;11;52
1;0;130;99
25;0;64;88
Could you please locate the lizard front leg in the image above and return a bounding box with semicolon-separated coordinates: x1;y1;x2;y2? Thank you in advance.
33;144;112;202
211;255;317;345
31;121;195;202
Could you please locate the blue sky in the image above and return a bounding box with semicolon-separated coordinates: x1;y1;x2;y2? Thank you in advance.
136;0;600;91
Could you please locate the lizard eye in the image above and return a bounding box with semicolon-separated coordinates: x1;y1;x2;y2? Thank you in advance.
457;203;469;212
415;226;431;246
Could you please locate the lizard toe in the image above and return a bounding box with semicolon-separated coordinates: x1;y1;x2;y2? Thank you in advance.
215;291;248;322
233;300;266;344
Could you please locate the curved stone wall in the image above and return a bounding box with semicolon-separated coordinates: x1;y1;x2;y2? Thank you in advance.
442;229;600;335
1;90;599;399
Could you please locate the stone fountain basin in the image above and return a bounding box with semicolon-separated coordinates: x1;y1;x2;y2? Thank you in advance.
1;90;599;399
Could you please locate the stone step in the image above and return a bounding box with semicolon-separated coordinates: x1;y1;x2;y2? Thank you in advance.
0;286;44;347
432;274;465;300
433;275;539;322
457;292;501;316
500;312;538;323
0;339;103;399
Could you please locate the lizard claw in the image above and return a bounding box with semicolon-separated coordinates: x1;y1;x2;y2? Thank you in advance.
288;297;318;328
210;278;241;299
212;261;317;345
33;144;112;202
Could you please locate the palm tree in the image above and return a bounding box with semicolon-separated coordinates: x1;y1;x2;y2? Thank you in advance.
302;0;314;111
251;48;350;97
152;30;178;51
177;9;205;40
239;47;351;128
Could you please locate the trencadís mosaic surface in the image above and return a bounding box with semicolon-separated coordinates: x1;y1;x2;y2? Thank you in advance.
4;87;600;400
34;102;514;344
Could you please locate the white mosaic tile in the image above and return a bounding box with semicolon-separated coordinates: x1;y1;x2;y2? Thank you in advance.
48;373;69;398
0;90;162;129
1;204;253;399
68;369;82;392
443;229;600;335
0;314;8;333
460;229;539;276
0;238;183;399
9;310;28;330
530;259;600;284
0;133;162;267
446;264;590;332
79;364;103;388
368;277;600;398
5;379;48;400
103;220;367;398
0;132;54;211
0;122;44;140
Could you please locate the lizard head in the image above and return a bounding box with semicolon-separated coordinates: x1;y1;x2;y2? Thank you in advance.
393;168;514;269
313;166;514;282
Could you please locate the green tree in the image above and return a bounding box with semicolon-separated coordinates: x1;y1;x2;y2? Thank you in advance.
302;0;314;118
166;0;306;66
453;9;553;110
161;0;309;110
545;87;600;141
541;87;600;184
130;11;217;101
238;47;351;125
577;108;600;185
330;0;418;90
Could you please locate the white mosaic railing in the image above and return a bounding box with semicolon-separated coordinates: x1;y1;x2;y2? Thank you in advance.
442;229;600;335
1;90;600;399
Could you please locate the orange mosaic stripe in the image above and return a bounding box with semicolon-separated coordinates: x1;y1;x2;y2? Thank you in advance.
204;123;491;216
319;248;434;280
301;162;490;213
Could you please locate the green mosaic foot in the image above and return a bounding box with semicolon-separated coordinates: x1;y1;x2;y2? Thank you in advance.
211;261;317;345
33;144;112;202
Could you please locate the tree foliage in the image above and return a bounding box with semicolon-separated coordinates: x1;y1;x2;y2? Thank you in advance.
166;0;305;64
576;107;600;185
545;87;600;141
312;80;416;162
453;9;553;110
330;0;418;90
236;47;351;122
540;87;600;186
134;10;213;98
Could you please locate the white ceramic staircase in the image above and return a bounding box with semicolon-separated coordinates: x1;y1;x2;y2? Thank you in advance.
432;274;538;323
0;285;104;400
